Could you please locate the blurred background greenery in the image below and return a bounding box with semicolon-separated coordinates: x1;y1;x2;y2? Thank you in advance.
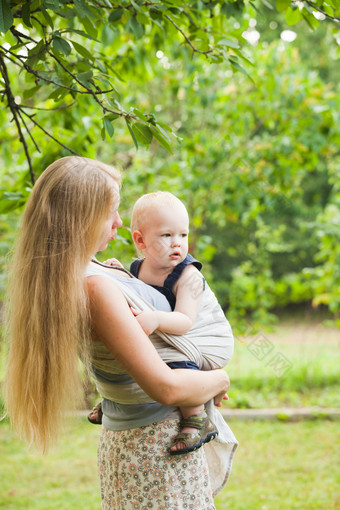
1;2;339;508
1;2;340;332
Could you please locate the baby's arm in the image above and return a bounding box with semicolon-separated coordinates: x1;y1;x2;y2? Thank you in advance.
133;265;204;336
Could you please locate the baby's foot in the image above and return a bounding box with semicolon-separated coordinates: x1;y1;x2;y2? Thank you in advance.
88;403;103;425
169;411;218;455
170;425;197;452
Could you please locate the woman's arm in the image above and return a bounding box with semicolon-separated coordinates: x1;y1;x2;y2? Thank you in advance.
86;275;229;407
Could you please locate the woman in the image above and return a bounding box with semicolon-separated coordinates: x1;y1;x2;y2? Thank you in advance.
4;156;232;509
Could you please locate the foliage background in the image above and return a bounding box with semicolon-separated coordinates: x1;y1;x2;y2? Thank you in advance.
1;0;340;333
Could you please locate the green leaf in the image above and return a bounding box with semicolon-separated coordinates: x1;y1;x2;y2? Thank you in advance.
71;40;93;59
132;122;153;146
77;70;93;86
73;0;88;18
261;0;274;9
127;16;144;39
125;119;139;150
95;59;107;73
301;8;319;30
285;6;302;25
103;118;114;137
0;192;25;213
130;107;146;122
47;86;70;101
52;37;72;56
82;17;98;39
220;2;243;18
27;40;45;65
154;122;171;140
156;121;173;133
104;112;120;121
275;0;291;13
150;6;163;19
22;2;32;28
23;86;41;99
43;0;59;10
63;29;98;42
0;0;13;34
217;39;240;49
131;0;142;12
149;125;173;153
233;49;255;66
109;9;123;22
42;9;54;29
229;58;249;77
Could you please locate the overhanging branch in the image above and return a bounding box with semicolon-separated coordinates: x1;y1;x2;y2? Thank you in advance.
0;52;35;184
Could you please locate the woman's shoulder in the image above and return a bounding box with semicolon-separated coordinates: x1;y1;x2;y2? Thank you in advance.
85;267;123;296
85;261;108;277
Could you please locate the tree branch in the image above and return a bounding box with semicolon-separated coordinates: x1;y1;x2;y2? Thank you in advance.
303;1;340;22
19;108;80;155
0;52;35;184
164;14;213;55
47;49;105;108
17;109;41;152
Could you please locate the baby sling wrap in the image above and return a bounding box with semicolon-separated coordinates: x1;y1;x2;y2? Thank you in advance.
91;270;238;495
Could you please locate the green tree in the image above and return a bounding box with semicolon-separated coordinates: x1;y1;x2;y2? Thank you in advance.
0;0;339;193
1;1;340;326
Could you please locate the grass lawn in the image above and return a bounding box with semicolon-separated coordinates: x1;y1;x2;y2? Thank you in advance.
227;317;340;409
216;419;340;510
1;417;339;509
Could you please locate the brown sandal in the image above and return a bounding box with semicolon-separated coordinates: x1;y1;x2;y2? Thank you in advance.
169;411;218;455
88;402;103;425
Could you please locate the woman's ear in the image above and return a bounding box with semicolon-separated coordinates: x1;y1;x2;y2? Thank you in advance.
132;230;146;250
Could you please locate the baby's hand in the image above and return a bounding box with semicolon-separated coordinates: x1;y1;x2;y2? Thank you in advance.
130;308;159;336
103;257;124;268
214;392;229;408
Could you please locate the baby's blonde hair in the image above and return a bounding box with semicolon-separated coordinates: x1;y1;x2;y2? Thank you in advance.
4;156;120;453
131;191;188;233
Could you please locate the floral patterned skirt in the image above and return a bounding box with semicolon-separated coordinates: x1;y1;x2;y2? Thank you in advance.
97;419;216;510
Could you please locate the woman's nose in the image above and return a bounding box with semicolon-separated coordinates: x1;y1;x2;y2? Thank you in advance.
114;212;123;228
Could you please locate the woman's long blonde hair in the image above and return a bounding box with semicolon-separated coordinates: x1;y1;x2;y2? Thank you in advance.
4;156;121;453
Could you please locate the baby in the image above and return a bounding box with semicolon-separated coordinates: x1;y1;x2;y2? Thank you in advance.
89;191;233;455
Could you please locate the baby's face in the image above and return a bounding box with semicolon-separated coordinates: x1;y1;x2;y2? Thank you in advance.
141;204;189;270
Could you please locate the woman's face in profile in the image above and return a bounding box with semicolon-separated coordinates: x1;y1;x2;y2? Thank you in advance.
96;187;122;252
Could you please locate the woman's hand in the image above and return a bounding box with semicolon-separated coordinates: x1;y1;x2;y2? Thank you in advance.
214;371;230;407
130;308;159;336
214;392;229;407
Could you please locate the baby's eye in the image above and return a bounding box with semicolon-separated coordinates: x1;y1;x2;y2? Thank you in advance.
181;233;188;237
162;233;171;237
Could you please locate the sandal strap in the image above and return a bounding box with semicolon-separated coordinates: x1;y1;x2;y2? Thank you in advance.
172;432;201;445
180;411;209;431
